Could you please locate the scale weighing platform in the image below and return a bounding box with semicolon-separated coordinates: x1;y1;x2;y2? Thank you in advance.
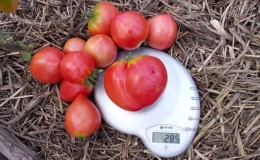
94;47;200;158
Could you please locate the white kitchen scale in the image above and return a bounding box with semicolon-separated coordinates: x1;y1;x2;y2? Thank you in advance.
94;47;200;158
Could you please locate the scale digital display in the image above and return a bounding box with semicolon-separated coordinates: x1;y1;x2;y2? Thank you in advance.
152;132;180;144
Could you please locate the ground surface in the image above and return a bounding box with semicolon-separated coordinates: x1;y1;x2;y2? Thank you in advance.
0;0;259;160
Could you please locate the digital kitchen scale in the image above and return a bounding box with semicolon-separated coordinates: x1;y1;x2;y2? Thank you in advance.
94;47;200;158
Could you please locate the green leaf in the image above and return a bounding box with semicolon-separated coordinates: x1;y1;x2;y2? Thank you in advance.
22;52;31;62
19;42;28;49
0;40;24;52
142;40;147;47
85;79;93;88
27;44;34;49
91;68;99;79
0;30;5;39
125;52;133;62
82;10;94;20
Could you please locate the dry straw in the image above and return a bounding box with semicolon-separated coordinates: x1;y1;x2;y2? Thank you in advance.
0;0;259;159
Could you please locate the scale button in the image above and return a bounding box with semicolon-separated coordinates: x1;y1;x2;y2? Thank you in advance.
191;107;200;110
185;127;197;131
188;117;200;120
191;97;200;100
190;87;197;90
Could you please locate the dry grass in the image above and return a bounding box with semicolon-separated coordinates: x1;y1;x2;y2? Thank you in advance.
0;0;259;159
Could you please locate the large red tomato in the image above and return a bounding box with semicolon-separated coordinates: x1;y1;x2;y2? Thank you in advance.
65;94;101;137
30;47;64;84
111;11;149;50
59;80;93;103
63;37;86;54
88;2;119;35
84;34;117;68
0;0;19;13
147;14;178;50
104;55;167;111
60;51;95;84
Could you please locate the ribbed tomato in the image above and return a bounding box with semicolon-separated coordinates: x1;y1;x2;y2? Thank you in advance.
63;37;86;54
147;14;178;50
30;47;64;84
60;51;95;84
65;94;101;137
88;2;119;35
104;55;167;111
59;80;93;102
111;11;149;50
84;34;117;68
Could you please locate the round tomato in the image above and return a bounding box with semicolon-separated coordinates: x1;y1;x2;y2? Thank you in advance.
59;80;93;102
0;0;19;13
65;94;101;137
147;14;178;50
104;55;167;111
88;2;119;35
63;37;86;54
111;11;149;50
84;34;117;68
60;51;95;84
30;47;64;84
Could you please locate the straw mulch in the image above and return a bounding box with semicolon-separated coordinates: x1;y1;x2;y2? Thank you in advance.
0;0;259;159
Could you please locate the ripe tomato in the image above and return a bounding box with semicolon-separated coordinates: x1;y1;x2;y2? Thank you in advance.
84;34;117;68
65;94;101;137
0;0;19;13
30;47;64;84
88;2;119;35
111;11;149;50
63;37;86;54
59;80;93;102
60;51;95;84
104;55;167;111
147;14;178;50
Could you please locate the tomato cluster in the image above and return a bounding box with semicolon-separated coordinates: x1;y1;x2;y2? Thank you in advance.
30;45;101;138
29;1;178;138
88;2;178;50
